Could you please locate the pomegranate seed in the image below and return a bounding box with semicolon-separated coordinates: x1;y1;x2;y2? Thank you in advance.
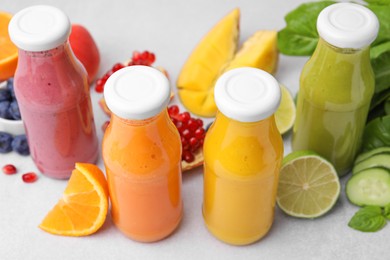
196;119;203;127
133;51;141;61
187;119;198;131
2;164;17;175
182;129;192;140
195;128;205;139
141;51;149;61
181;137;189;150
149;53;156;64
112;63;125;72
179;112;191;123
175;120;184;132
168;105;179;116
189;137;198;147
22;172;38;183
182;151;195;163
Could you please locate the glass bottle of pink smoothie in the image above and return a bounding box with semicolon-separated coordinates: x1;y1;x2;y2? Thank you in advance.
8;5;98;179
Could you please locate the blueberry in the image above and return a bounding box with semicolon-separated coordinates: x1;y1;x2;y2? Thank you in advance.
0;101;12;119
8;100;21;120
11;135;30;156
0;132;13;153
0;88;11;102
6;78;15;99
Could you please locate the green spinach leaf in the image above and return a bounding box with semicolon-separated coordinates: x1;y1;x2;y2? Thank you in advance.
362;114;390;151
277;1;335;56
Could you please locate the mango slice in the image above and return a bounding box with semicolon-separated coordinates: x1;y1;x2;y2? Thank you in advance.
224;30;278;74
177;9;240;117
177;9;279;118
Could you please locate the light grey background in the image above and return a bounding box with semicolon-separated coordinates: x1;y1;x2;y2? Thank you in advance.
0;0;386;259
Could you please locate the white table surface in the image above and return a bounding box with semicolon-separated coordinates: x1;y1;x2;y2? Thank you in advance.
1;0;387;259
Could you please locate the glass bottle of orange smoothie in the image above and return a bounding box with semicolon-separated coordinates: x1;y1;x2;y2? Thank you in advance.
102;66;183;242
203;67;283;245
292;3;379;176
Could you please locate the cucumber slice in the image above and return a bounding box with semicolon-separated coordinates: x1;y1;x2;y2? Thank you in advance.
355;147;390;164
352;153;390;174
346;168;390;207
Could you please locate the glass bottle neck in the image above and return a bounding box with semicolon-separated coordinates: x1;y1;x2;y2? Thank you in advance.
314;38;370;59
110;109;171;128
213;111;275;133
18;41;71;59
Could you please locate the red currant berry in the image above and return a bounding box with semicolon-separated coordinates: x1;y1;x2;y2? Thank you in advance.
22;172;38;183
2;164;17;175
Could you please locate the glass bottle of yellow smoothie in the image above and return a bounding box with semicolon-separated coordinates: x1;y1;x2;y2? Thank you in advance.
102;66;183;242
203;67;283;245
292;3;379;176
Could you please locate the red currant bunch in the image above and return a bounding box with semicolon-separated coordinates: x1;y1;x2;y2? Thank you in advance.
95;50;156;93
168;105;205;163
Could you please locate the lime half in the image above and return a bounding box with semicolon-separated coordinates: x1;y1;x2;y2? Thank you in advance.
277;151;340;218
275;85;296;135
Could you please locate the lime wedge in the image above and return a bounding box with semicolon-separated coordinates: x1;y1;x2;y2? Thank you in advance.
275;85;296;135
277;150;340;218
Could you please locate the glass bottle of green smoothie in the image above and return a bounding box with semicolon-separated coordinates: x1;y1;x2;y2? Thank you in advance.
292;3;379;177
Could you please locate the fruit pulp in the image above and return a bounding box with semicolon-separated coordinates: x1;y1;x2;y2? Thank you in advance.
292;38;374;177
103;110;183;242
14;43;98;179
203;112;283;245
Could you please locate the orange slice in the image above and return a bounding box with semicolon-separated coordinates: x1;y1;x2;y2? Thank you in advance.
39;163;109;236
0;12;18;81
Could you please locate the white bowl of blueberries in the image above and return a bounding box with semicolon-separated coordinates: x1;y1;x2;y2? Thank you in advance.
0;78;30;155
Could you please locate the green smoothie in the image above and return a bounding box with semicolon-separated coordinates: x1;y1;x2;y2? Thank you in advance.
292;38;375;176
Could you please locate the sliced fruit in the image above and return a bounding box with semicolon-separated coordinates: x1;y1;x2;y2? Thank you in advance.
275;85;296;135
352;153;390;175
346;167;390;207
39;163;109;236
0;12;18;81
354;147;390;165
177;9;240;117
277;150;340;218
224;30;278;74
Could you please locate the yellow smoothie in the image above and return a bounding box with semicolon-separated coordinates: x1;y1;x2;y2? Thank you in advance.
203;112;283;245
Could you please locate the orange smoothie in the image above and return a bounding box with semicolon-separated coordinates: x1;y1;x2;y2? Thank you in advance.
102;65;182;242
203;112;283;245
103;111;182;242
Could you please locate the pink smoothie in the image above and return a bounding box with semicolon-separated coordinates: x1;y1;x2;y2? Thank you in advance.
14;42;98;179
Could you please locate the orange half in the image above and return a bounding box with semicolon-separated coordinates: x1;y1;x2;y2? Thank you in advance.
0;12;18;81
39;163;109;236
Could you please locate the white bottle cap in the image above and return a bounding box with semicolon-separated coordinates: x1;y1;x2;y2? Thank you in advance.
214;67;281;123
317;3;379;49
104;66;170;120
8;5;70;51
